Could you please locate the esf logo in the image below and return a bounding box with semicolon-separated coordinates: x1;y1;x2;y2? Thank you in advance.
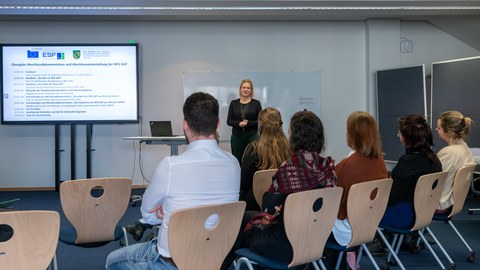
43;52;57;58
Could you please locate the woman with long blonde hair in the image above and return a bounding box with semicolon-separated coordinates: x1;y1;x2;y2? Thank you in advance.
435;110;475;213
241;107;289;210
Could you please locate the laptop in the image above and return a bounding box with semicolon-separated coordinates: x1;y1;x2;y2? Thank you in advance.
150;121;175;137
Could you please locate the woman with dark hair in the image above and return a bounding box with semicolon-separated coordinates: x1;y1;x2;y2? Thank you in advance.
241;107;289;211
380;114;442;229
243;110;336;262
221;111;336;269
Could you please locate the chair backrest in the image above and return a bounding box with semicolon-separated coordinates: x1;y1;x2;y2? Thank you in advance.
347;178;393;248
0;210;60;270
411;171;448;231
253;169;277;208
60;177;132;244
168;201;246;270
283;187;343;268
449;163;477;218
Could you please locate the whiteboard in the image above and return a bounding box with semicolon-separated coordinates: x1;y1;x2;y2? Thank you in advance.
183;71;321;141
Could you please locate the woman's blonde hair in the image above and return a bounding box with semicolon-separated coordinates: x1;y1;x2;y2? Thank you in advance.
346;111;383;159
438;110;474;140
250;107;289;169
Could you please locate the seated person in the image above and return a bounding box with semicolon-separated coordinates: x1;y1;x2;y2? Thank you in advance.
380;115;442;229
435;110;475;214
221;110;336;269
241;107;289;211
332;111;388;244
106;92;240;270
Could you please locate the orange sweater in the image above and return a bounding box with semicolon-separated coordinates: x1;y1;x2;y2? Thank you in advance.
335;152;388;220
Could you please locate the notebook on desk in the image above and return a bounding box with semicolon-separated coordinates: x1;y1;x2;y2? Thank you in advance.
150;121;175;137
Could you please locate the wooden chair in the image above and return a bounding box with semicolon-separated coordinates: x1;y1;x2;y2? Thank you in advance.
321;178;393;270
0;210;60;270
252;169;277;208
235;187;343;270
467;162;480;215
428;163;477;266
59;177;132;247
168;201;246;270
377;171;448;270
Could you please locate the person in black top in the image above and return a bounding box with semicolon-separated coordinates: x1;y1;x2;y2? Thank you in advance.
380;114;442;229
227;79;262;165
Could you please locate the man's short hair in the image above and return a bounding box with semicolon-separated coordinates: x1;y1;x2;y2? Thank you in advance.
183;92;219;136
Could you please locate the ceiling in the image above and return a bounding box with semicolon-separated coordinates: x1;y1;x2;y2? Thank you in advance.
0;1;479;49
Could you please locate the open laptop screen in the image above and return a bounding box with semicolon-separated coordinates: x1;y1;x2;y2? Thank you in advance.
149;121;173;137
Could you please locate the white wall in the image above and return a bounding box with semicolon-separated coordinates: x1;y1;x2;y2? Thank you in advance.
0;20;478;188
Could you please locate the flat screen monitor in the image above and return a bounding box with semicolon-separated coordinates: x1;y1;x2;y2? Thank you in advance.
1;43;139;124
376;65;426;162
431;56;480;150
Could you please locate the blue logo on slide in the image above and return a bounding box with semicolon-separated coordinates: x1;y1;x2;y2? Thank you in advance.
27;50;39;58
57;53;65;59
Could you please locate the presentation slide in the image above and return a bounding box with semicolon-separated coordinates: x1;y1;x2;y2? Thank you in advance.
1;44;138;124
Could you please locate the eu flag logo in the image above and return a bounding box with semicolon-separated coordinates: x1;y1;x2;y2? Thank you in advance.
73;50;81;59
27;50;39;58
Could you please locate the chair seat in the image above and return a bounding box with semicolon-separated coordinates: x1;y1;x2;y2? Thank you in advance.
59;224;124;247
379;225;416;236
235;248;290;269
432;212;450;222
324;240;359;252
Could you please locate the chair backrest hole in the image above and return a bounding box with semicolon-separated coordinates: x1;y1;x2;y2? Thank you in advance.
0;224;14;242
204;213;220;231
431;179;439;190
90;186;104;198
370;187;379;200
312;197;323;212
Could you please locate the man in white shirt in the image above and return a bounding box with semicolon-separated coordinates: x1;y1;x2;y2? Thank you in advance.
106;92;240;270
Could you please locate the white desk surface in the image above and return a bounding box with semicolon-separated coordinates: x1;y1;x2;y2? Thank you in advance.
124;136;186;141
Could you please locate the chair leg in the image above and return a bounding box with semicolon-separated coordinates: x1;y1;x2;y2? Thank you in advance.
376;228;406;270
386;234;403;265
234;257;256;270
334;251;344;270
418;229;447;269
425;227;455;269
122;226;130;246
361;243;381;270
312;260;325;270
48;253;58;270
448;220;475;262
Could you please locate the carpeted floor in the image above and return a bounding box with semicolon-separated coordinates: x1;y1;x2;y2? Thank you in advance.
1;189;479;270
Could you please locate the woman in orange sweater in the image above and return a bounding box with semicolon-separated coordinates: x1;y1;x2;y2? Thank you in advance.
332;111;388;246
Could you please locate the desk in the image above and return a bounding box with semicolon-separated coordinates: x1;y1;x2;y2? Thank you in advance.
124;136;187;155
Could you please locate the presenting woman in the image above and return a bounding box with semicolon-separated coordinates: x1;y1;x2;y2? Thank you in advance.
227;79;262;165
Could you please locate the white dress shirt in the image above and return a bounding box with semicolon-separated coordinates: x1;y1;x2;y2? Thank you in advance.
140;139;240;257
